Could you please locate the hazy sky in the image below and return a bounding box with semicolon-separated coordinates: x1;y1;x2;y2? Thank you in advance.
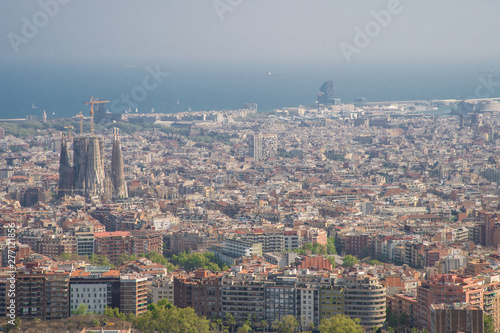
1;0;500;67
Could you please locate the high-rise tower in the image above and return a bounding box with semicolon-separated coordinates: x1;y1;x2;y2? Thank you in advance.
111;128;128;198
248;133;277;161
317;80;335;105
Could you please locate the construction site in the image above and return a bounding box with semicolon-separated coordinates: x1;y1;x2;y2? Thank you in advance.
58;97;128;201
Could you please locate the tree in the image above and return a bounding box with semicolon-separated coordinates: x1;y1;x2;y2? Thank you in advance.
399;312;409;327
318;314;363;333
369;259;383;266
386;313;398;328
89;254;114;268
134;300;210;333
224;313;236;333
73;303;89;316
237;324;252;333
272;315;299;333
410;328;429;333
170;251;228;272
104;306;127;320
3;317;21;333
327;256;337;268
118;253;137;265
140;251;177;271
485;314;495;333
327;236;337;255
61;252;80;261
358;246;371;259
342;255;358;267
260;320;269;333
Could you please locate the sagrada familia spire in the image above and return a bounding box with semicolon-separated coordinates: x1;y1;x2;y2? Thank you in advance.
111;128;128;198
58;128;127;201
57;134;73;198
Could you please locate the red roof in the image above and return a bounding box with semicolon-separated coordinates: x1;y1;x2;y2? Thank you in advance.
94;231;131;238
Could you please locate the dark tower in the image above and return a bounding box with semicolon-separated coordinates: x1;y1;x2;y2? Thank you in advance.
318;80;335;105
58;134;73;198
73;136;109;200
93;98;107;123
111;128;128;198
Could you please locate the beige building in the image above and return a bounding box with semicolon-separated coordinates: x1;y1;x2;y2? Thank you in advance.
343;271;386;329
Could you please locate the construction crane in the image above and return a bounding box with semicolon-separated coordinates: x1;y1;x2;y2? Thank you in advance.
64;125;73;142
84;97;109;135
76;112;84;134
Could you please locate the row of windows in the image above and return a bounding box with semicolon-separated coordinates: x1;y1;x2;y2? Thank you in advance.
73;298;103;304
71;287;104;292
73;293;105;298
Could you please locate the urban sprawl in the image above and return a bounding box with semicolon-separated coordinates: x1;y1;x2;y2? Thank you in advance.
2;95;500;333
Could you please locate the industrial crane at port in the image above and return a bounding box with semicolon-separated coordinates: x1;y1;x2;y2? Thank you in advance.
84;97;109;135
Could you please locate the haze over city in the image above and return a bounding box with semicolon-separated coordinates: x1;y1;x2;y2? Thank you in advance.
1;1;500;117
2;2;500;333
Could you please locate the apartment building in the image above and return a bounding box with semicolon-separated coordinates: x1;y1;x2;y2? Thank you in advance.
483;275;500;333
45;271;71;320
386;294;418;328
174;269;222;319
70;267;121;315
417;274;484;330
221;269;266;324
130;230;163;255
16;269;70;320
94;231;132;263
264;277;298;324
319;286;344;322
230;229;285;253
430;303;483;333
283;230;300;251
148;275;175;304
37;235;76;257
120;275;148;316
342;271;386;329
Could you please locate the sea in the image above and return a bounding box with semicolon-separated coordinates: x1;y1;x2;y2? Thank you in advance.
0;60;498;119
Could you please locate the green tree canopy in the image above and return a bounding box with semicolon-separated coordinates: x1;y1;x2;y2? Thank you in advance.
327;236;337;255
170;251;228;272
318;314;363;333
73;303;89;316
89;254;115;268
485;314;495;333
291;242;327;256
358;246;371;259
118;253;137;265
139;251;177;271
342;255;358;267
134;300;210;333
271;315;299;333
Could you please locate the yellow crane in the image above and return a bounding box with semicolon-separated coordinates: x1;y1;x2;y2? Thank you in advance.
76;112;84;134
84;97;109;135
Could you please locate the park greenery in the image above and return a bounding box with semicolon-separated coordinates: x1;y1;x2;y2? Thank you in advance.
291;236;337;256
485;314;495;333
318;314;364;333
60;250;228;273
170;251;229;272
342;255;358;268
134;299;211;333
